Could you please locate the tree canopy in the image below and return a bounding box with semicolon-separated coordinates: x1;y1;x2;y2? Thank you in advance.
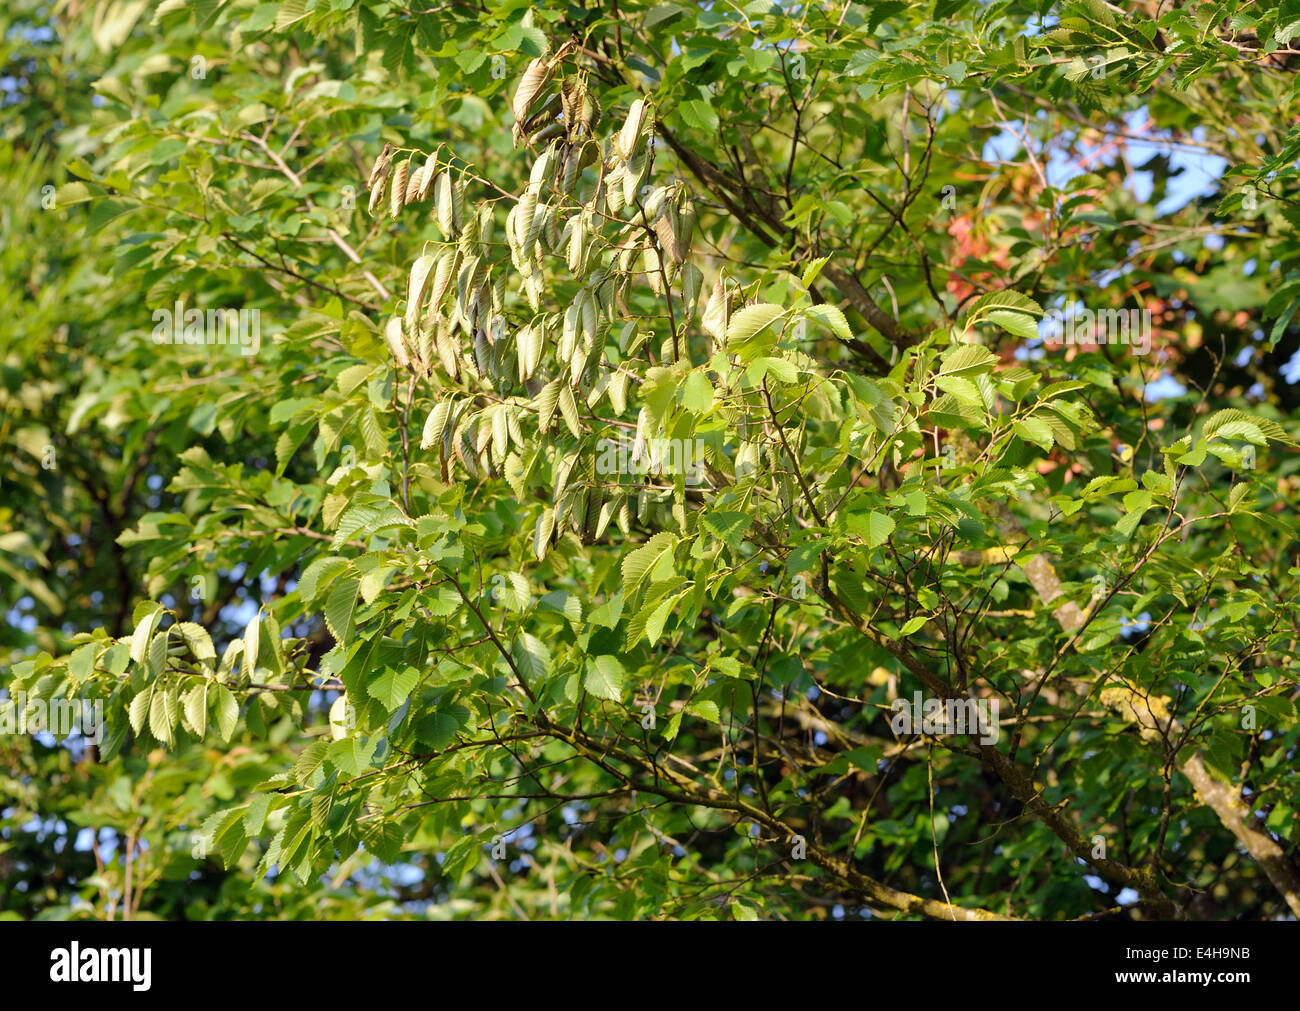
3;0;1299;922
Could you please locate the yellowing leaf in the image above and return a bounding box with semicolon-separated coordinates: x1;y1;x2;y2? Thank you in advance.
404;254;436;331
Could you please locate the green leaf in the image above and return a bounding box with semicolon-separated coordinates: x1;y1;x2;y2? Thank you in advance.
175;622;216;665
865;511;894;549
213;684;239;742
67;642;99;686
679;99;719;132
986;309;1040;341
129;688;152;736
512;632;552;683
939;344;998;377
900;615;927;636
325;577;360;642
329;735;379;776
621;532;677;593
440;835;482;883
275;0;309;30
129;603;164;665
558;383;581;437
701;511;752;550
686;699;720;723
1175;439;1208;466
935;374;984;406
746;356;798;385
800;255;831;288
492;571;532;612
1115;490;1153;539
147;630;169;679
584;655;626;701
360;819;405;863
1203;408;1296;446
681;370;714;412
183;683;209;738
149;685;176;744
149;139;187;165
628;592;682;647
803;304;852;343
367;665;420;712
414;708;466;750
725;303;785;357
1013;417;1054;451
970;290;1043;316
242;611;261;679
